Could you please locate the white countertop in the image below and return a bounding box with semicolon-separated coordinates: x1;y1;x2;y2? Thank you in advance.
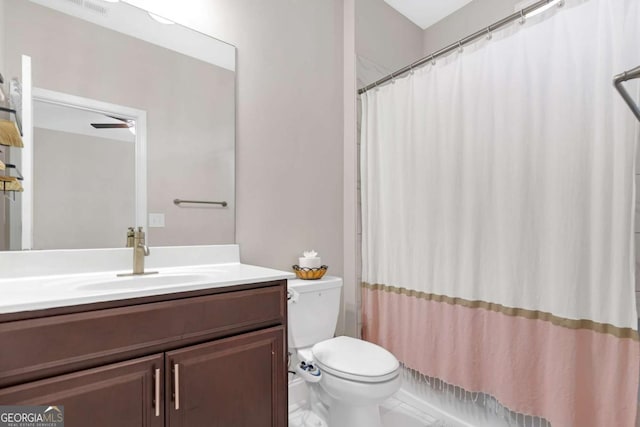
0;262;295;314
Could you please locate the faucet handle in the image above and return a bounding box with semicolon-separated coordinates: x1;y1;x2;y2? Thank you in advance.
135;226;146;240
126;227;135;247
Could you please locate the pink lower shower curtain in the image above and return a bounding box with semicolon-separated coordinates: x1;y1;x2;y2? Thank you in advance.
360;1;640;426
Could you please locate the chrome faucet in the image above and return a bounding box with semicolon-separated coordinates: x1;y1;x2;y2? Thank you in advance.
119;226;157;276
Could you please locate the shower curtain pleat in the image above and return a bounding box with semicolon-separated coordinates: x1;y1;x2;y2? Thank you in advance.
360;1;640;426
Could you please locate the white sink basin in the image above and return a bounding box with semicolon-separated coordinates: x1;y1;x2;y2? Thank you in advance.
77;273;213;291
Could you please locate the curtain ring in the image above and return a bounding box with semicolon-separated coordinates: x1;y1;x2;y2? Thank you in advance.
409;63;415;75
486;26;492;40
430;54;436;66
391;72;396;84
457;41;463;53
519;9;526;24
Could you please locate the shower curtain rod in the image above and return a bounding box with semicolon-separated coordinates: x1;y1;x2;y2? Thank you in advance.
613;65;640;121
358;0;564;95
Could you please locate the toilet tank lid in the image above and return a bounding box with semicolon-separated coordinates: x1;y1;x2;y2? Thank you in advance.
312;336;399;379
288;276;342;293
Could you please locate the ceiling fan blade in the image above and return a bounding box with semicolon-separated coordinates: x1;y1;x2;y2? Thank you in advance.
104;115;132;123
91;123;133;129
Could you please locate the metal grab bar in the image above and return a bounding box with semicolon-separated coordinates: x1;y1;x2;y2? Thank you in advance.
614;65;640;122
173;199;228;207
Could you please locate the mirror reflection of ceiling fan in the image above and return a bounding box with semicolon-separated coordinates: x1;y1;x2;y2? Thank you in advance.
90;115;134;130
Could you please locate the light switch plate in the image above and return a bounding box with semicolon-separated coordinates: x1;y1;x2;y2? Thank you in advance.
149;213;165;228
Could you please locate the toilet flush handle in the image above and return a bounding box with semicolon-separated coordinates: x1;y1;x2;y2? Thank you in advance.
287;289;300;304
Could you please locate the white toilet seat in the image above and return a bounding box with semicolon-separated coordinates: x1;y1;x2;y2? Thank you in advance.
314;359;400;383
312;336;400;383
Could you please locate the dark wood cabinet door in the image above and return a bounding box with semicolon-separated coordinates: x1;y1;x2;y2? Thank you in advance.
166;326;286;427
0;354;164;427
0;283;285;388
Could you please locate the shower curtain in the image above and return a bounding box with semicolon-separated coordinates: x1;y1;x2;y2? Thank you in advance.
360;0;640;426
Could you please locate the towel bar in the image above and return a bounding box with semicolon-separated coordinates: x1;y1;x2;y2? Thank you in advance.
173;199;228;207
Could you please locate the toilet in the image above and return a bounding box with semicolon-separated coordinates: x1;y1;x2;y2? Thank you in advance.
288;276;401;427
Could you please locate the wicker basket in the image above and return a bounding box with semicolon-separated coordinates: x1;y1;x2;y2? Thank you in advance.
292;265;328;280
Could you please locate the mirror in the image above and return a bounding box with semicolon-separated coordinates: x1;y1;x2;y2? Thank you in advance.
32;92;140;250
0;0;236;250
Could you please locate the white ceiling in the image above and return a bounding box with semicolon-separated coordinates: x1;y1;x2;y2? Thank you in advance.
384;0;474;30
34;101;136;143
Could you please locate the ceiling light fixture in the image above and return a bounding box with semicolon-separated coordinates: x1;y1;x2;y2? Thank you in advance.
148;12;175;25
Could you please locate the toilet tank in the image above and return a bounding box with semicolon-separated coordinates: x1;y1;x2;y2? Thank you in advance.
288;276;343;350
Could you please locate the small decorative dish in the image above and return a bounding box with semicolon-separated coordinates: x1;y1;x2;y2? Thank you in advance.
292;265;328;280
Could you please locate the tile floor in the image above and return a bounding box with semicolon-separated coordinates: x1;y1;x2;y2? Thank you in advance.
288;394;448;427
380;396;448;427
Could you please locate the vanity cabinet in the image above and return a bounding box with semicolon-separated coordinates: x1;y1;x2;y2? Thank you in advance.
0;280;287;427
0;354;164;427
167;327;285;427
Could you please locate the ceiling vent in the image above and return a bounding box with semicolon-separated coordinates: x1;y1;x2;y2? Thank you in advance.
60;0;108;16
83;1;108;15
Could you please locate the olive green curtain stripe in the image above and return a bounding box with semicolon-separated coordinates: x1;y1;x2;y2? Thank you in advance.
362;282;639;341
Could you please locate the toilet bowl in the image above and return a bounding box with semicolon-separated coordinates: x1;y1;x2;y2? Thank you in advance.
288;277;402;427
311;336;401;427
321;370;401;427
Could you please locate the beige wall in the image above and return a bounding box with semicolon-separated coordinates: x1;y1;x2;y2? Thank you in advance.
223;0;344;276
5;0;235;248
355;0;423;87
126;0;345;276
423;0;521;54
33;128;135;249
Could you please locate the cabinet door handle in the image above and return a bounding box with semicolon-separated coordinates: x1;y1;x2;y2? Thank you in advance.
174;364;180;410
154;368;160;417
